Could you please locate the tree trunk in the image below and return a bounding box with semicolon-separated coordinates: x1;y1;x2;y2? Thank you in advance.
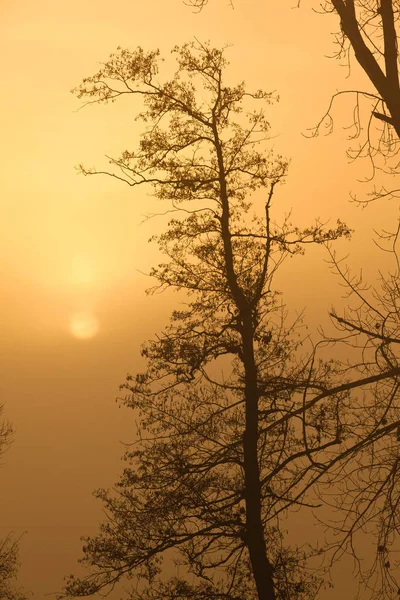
241;313;277;600
213;116;276;600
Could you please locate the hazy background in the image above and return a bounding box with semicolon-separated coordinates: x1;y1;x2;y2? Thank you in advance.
0;0;397;597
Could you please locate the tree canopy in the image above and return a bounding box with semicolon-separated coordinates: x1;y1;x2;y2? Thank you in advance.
61;41;400;600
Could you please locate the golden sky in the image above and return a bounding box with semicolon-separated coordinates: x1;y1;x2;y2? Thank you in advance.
0;1;398;598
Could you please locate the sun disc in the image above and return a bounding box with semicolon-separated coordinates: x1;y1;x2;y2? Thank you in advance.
70;312;99;340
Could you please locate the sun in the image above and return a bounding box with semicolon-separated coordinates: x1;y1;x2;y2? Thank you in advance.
69;312;99;340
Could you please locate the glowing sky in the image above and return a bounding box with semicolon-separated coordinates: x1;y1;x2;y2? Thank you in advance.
0;1;397;598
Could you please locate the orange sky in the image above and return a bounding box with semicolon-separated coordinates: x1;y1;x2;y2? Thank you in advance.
0;1;398;598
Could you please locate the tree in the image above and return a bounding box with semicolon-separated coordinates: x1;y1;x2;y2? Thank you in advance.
309;0;400;200
62;42;400;600
0;404;12;460
0;535;26;600
299;5;400;584
309;1;400;137
0;405;27;600
319;219;400;599
297;0;400;591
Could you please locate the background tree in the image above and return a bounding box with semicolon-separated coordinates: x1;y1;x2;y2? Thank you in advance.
310;0;400;200
62;41;400;600
0;404;12;460
303;5;400;586
0;405;26;600
0;535;26;600
300;0;400;592
323;0;400;134
319;221;400;599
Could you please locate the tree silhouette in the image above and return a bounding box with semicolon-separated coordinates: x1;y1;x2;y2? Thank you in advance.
62;42;400;600
307;0;400;201
0;406;26;600
0;405;12;460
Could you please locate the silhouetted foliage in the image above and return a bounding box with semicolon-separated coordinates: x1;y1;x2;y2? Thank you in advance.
0;535;26;600
0;407;26;600
63;42;400;600
0;404;12;459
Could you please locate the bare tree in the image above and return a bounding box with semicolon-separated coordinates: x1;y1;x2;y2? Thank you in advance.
320;1;400;132
0;406;26;600
0;535;26;600
0;405;12;459
318;221;400;598
306;0;400;201
59;41;400;600
305;6;400;585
